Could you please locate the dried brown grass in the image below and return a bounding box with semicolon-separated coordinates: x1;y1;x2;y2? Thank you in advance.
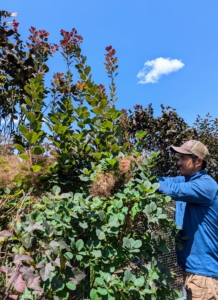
0;155;21;187
89;172;116;198
89;156;142;199
0;153;57;188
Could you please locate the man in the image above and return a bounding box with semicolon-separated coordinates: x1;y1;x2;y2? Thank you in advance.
158;140;218;300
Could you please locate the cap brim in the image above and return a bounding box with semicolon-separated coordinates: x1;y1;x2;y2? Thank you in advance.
170;145;192;155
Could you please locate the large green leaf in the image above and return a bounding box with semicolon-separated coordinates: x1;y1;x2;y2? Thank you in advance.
123;237;131;248
92;107;104;115
134;277;145;287
124;269;135;283
111;143;119;153
93;152;102;159
14;143;25;153
30;165;42;172
26;112;36;122
92;250;102;258
97;287;107;295
96;229;105;240
24;96;33;107
66;282;76;291
90;289;100;300
19;153;30;161
133;240;142;249
99;99;108;109
18;125;28;135
25;132;38;143
84;66;91;76
64;252;73;260
76;239;84;251
32;146;44;155
108;216;119;227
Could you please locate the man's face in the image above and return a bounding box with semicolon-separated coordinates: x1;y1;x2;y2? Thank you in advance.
177;154;202;176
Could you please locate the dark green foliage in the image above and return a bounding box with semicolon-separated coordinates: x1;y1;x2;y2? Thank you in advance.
0;12;55;134
192;114;218;181
119;104;218;181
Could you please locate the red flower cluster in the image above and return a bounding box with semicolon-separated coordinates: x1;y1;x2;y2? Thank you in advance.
28;28;50;43
39;30;49;39
60;28;83;52
98;84;106;97
105;47;116;59
50;44;59;52
12;19;19;31
105;46;112;52
104;45;118;73
27;27;59;55
98;84;105;90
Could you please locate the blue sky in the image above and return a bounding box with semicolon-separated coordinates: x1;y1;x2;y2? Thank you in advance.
3;0;218;125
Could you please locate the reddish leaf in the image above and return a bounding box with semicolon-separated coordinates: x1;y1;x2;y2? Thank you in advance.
0;266;14;276
106;46;112;51
12;19;19;31
69;268;86;285
26;221;44;232
14;274;26;293
8;271;19;285
20;265;35;279
0;230;13;237
37;262;54;281
27;276;43;292
53;257;61;267
29;26;36;33
111;49;116;55
13;254;33;265
8;295;18;300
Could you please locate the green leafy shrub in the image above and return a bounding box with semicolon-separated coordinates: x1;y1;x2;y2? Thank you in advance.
0;155;179;299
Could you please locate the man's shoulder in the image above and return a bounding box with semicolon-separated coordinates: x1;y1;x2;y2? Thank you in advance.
194;171;218;190
199;171;216;182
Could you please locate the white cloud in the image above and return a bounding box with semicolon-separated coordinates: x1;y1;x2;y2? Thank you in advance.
137;57;184;84
10;12;18;17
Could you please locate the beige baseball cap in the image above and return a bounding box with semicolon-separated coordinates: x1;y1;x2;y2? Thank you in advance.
170;140;209;162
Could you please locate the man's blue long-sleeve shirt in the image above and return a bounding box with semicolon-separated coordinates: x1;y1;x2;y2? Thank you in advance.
158;170;218;278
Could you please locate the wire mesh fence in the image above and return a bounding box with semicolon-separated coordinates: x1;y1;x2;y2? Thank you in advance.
159;200;184;293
